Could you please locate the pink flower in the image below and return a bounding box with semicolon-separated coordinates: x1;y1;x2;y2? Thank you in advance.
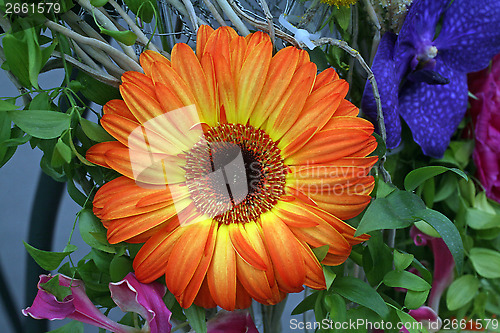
469;53;500;203
206;311;259;333
411;226;455;313
22;273;171;333
402;306;442;333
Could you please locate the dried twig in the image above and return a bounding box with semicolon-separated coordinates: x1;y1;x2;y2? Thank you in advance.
181;0;200;31
215;0;251;35
45;20;143;73
259;0;275;44
202;0;227;27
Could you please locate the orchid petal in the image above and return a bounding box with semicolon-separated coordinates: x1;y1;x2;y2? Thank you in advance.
206;311;258;333
435;0;500;73
361;32;401;149
398;61;467;158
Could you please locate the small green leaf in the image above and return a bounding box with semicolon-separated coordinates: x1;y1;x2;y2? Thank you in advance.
413;209;464;274
395;308;428;333
0;99;20;111
51;139;72;167
46;320;84;333
40;275;72;301
323;266;336;290
446;275;479;311
100;29;137;46
185;304;207;333
23;242;75;271
91;0;108;6
469;248;500;279
356;190;426;236
383;270;431;291
327;293;347;323
394;250;414;271
292;292;319;315
405;289;429;309
78;209;116;253
8;110;70;139
404;166;467;192
76;72;121;105
331;277;389;319
333;4;351;31
124;0;156;23
312;245;329;261
465;208;500;230
2;33;31;88
80;118;114;142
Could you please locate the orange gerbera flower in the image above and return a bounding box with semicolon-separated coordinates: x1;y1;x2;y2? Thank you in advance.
86;25;377;311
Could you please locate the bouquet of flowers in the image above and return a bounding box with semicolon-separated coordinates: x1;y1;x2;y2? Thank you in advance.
1;0;500;332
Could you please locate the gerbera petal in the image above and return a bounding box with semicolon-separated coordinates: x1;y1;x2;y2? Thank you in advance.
235;255;275;303
249;46;301;128
134;226;185;283
172;43;218;126
121;71;156;97
234;38;272;124
229;36;247;77
335;99;359;117
86;141;124;168
177;221;217;308
321;116;375;133
196;25;215;58
265;62;317;141
120;82;165;123
299;242;326;290
139;50;171;78
235;281;253;309
229;223;267;270
312;68;339;91
285;129;377;165
207;224;237;311
309;187;374;221
166;220;214;297
103;99;137;121
194;278;217;309
260;211;305;293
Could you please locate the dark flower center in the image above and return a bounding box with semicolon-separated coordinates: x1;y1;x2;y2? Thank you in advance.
185;124;287;224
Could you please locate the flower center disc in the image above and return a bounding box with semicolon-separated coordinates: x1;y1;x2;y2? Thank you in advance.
185;124;288;224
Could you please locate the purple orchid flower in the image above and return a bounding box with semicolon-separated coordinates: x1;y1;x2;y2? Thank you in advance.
410;226;454;312
401;306;442;333
22;273;172;333
204;311;259;333
362;0;500;158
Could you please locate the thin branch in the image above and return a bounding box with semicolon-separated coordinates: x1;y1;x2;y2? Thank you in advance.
215;0;251;35
181;0;199;31
76;0;138;61
52;51;121;87
202;0;227;27
164;0;208;26
313;37;391;183
45;20;143;73
259;0;275;44
107;0;162;53
70;40;101;70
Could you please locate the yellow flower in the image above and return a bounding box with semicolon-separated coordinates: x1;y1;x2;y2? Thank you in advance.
86;26;376;311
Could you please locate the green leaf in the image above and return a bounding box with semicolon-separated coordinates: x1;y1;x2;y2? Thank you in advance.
78;209;117;253
109;255;133;282
91;0;108;6
405;289;429;309
2;33;31;88
8;110;70;139
80;118;114;142
355;190;426;236
326;293;347;323
469;248;500;279
312;245;329;261
51;139;72;167
333;4;351;31
372;133;387;161
413;208;464;274
124;0;156;23
323;266;336;290
292;292;319;315
24;26;42;89
446;275;479;311
404;166;467;192
47;321;84;333
394;250;414;271
76;71;121;105
395;308;429;333
23;241;75;271
0;99;20;111
40;275;72;301
331;277;389;319
100;29;137;46
465;208;500;230
383;270;431;291
185;304;207;333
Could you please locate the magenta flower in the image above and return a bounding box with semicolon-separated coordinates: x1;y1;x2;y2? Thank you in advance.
411;226;454;312
402;306;442;333
205;311;259;333
22;273;172;333
469;53;500;203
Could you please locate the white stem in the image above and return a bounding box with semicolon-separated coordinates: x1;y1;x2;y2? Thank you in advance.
215;0;251;35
